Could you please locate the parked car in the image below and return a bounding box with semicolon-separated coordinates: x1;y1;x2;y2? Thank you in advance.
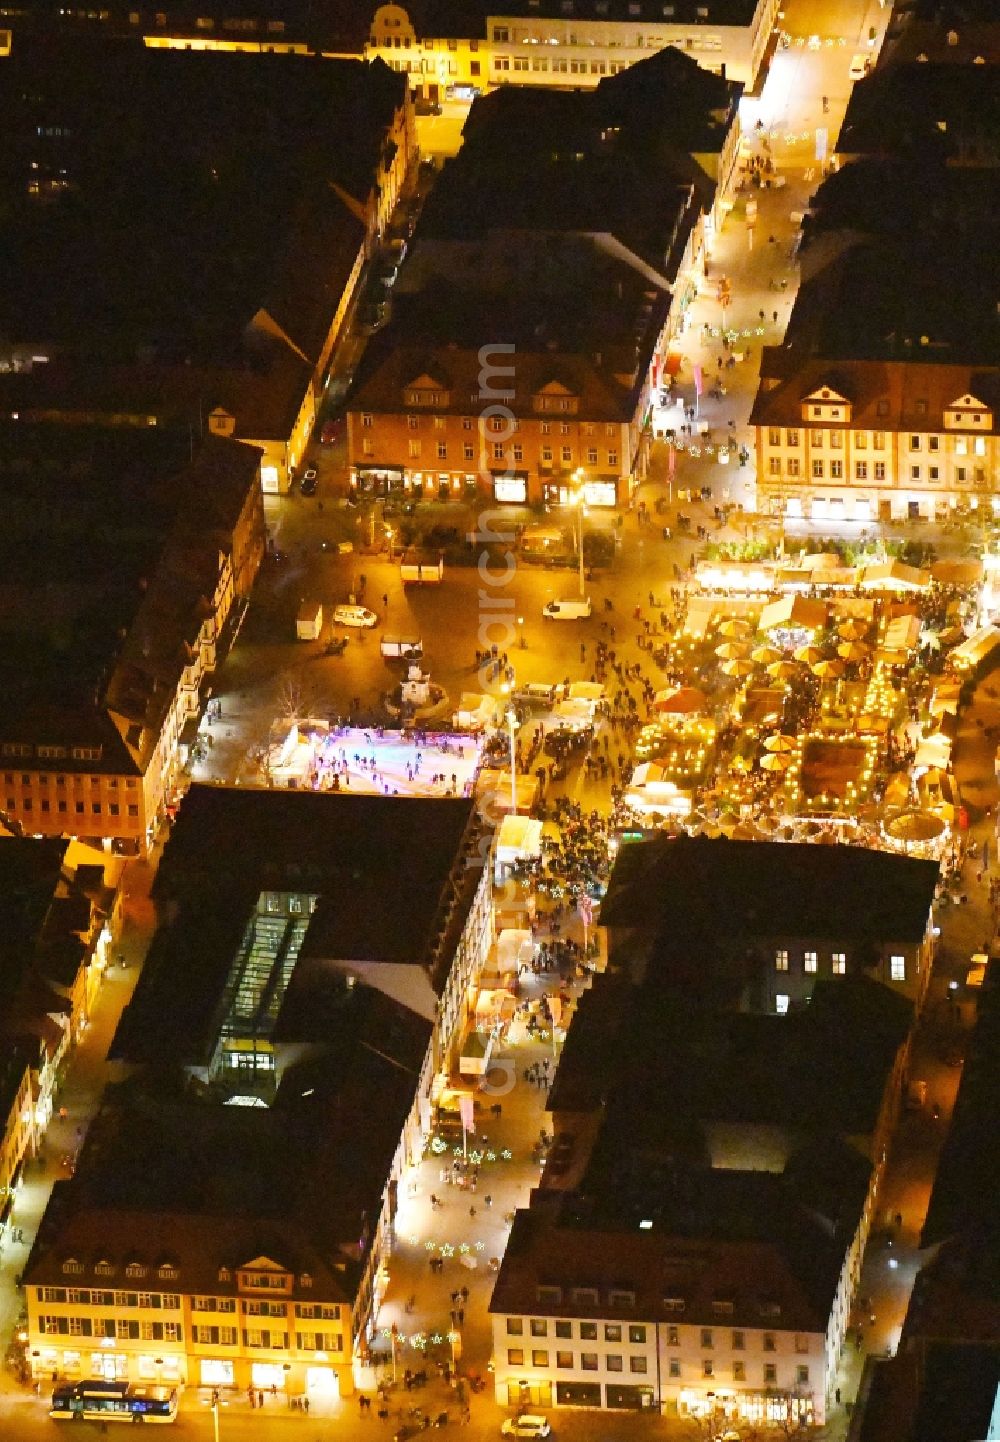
414;96;443;116
333;604;378;629
299;470;318;496
501;1417;551;1439
320;417;344;444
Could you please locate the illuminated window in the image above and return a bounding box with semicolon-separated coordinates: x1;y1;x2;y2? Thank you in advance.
776;994;789;1015
804;951;817;973
890;955;905;981
832;953;846;975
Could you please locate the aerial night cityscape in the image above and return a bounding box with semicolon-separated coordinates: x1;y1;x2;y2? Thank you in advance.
0;0;998;1437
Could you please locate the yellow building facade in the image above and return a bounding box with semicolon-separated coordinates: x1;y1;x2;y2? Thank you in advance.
752;369;1000;524
28;1249;355;1398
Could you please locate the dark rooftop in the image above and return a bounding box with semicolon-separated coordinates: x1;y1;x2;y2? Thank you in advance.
0;38;402;358
920;959;1000;1249
550;969;913;1144
415;49;730;279
491;1151;869;1333
600;835;939;948
0;428;261;768
111;785;486;1065
837;61;1000;162
851;1343;1000;1442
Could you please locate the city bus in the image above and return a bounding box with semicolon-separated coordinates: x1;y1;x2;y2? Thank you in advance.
50;1378;179;1423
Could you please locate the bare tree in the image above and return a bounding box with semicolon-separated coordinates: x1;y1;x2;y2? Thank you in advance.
275;669;315;725
246;742;274;787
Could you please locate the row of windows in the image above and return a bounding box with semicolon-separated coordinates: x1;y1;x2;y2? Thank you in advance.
776;952;905;981
672;1360;809;1385
41;1289;180;1308
508;1319;646;1342
40;1316;182;1341
190;1325;342;1350
6;798;139;818
768;426;991;454
2;772;135;787
508;1348;648;1372
402;441;620;467
362;414;618;438
774;949;846;975
1;744;103;761
662;1326;805;1351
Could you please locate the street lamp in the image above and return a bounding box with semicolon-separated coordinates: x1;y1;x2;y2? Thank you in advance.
517;615;525;649
569;483;587;599
202;1394;226;1442
506;706;519;815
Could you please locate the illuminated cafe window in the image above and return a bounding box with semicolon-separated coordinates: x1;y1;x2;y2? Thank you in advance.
494;475;527;504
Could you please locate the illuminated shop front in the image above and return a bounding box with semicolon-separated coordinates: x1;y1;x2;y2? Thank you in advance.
542;479;618;509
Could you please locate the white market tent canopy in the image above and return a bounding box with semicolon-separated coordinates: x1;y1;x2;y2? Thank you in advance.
884;614;921;651
552;697;597;728
948;625;1000;674
858;560;930;591
495;814;543;871
453;693;497;731
759;595;829;633
568;681;607;704
495;928;534;975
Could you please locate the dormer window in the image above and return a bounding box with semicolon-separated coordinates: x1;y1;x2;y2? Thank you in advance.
62;1258;84;1276
537;1285;562;1304
125;1262;147;1279
158;1264;180;1282
663;1297;686;1313
609;1289;635;1308
94;1259;116;1278
300;1273;314;1290
218;1267;232;1283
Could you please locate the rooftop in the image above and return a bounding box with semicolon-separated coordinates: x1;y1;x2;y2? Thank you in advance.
837;61;1000;162
413;50;730;282
491;1152;869;1331
549;968;913;1141
350;240;671;422
851;1342;1000;1442
0;38;400;358
600;836;939;946
111;785;486;1065
0;428;262;773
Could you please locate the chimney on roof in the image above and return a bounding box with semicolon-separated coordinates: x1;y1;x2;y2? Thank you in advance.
720;63;726;80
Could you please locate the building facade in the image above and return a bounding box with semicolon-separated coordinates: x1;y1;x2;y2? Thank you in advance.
752;370;1000;525
366;0;780;96
26;1227;356;1397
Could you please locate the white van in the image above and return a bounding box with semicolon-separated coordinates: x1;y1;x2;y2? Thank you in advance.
543;597;592;620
